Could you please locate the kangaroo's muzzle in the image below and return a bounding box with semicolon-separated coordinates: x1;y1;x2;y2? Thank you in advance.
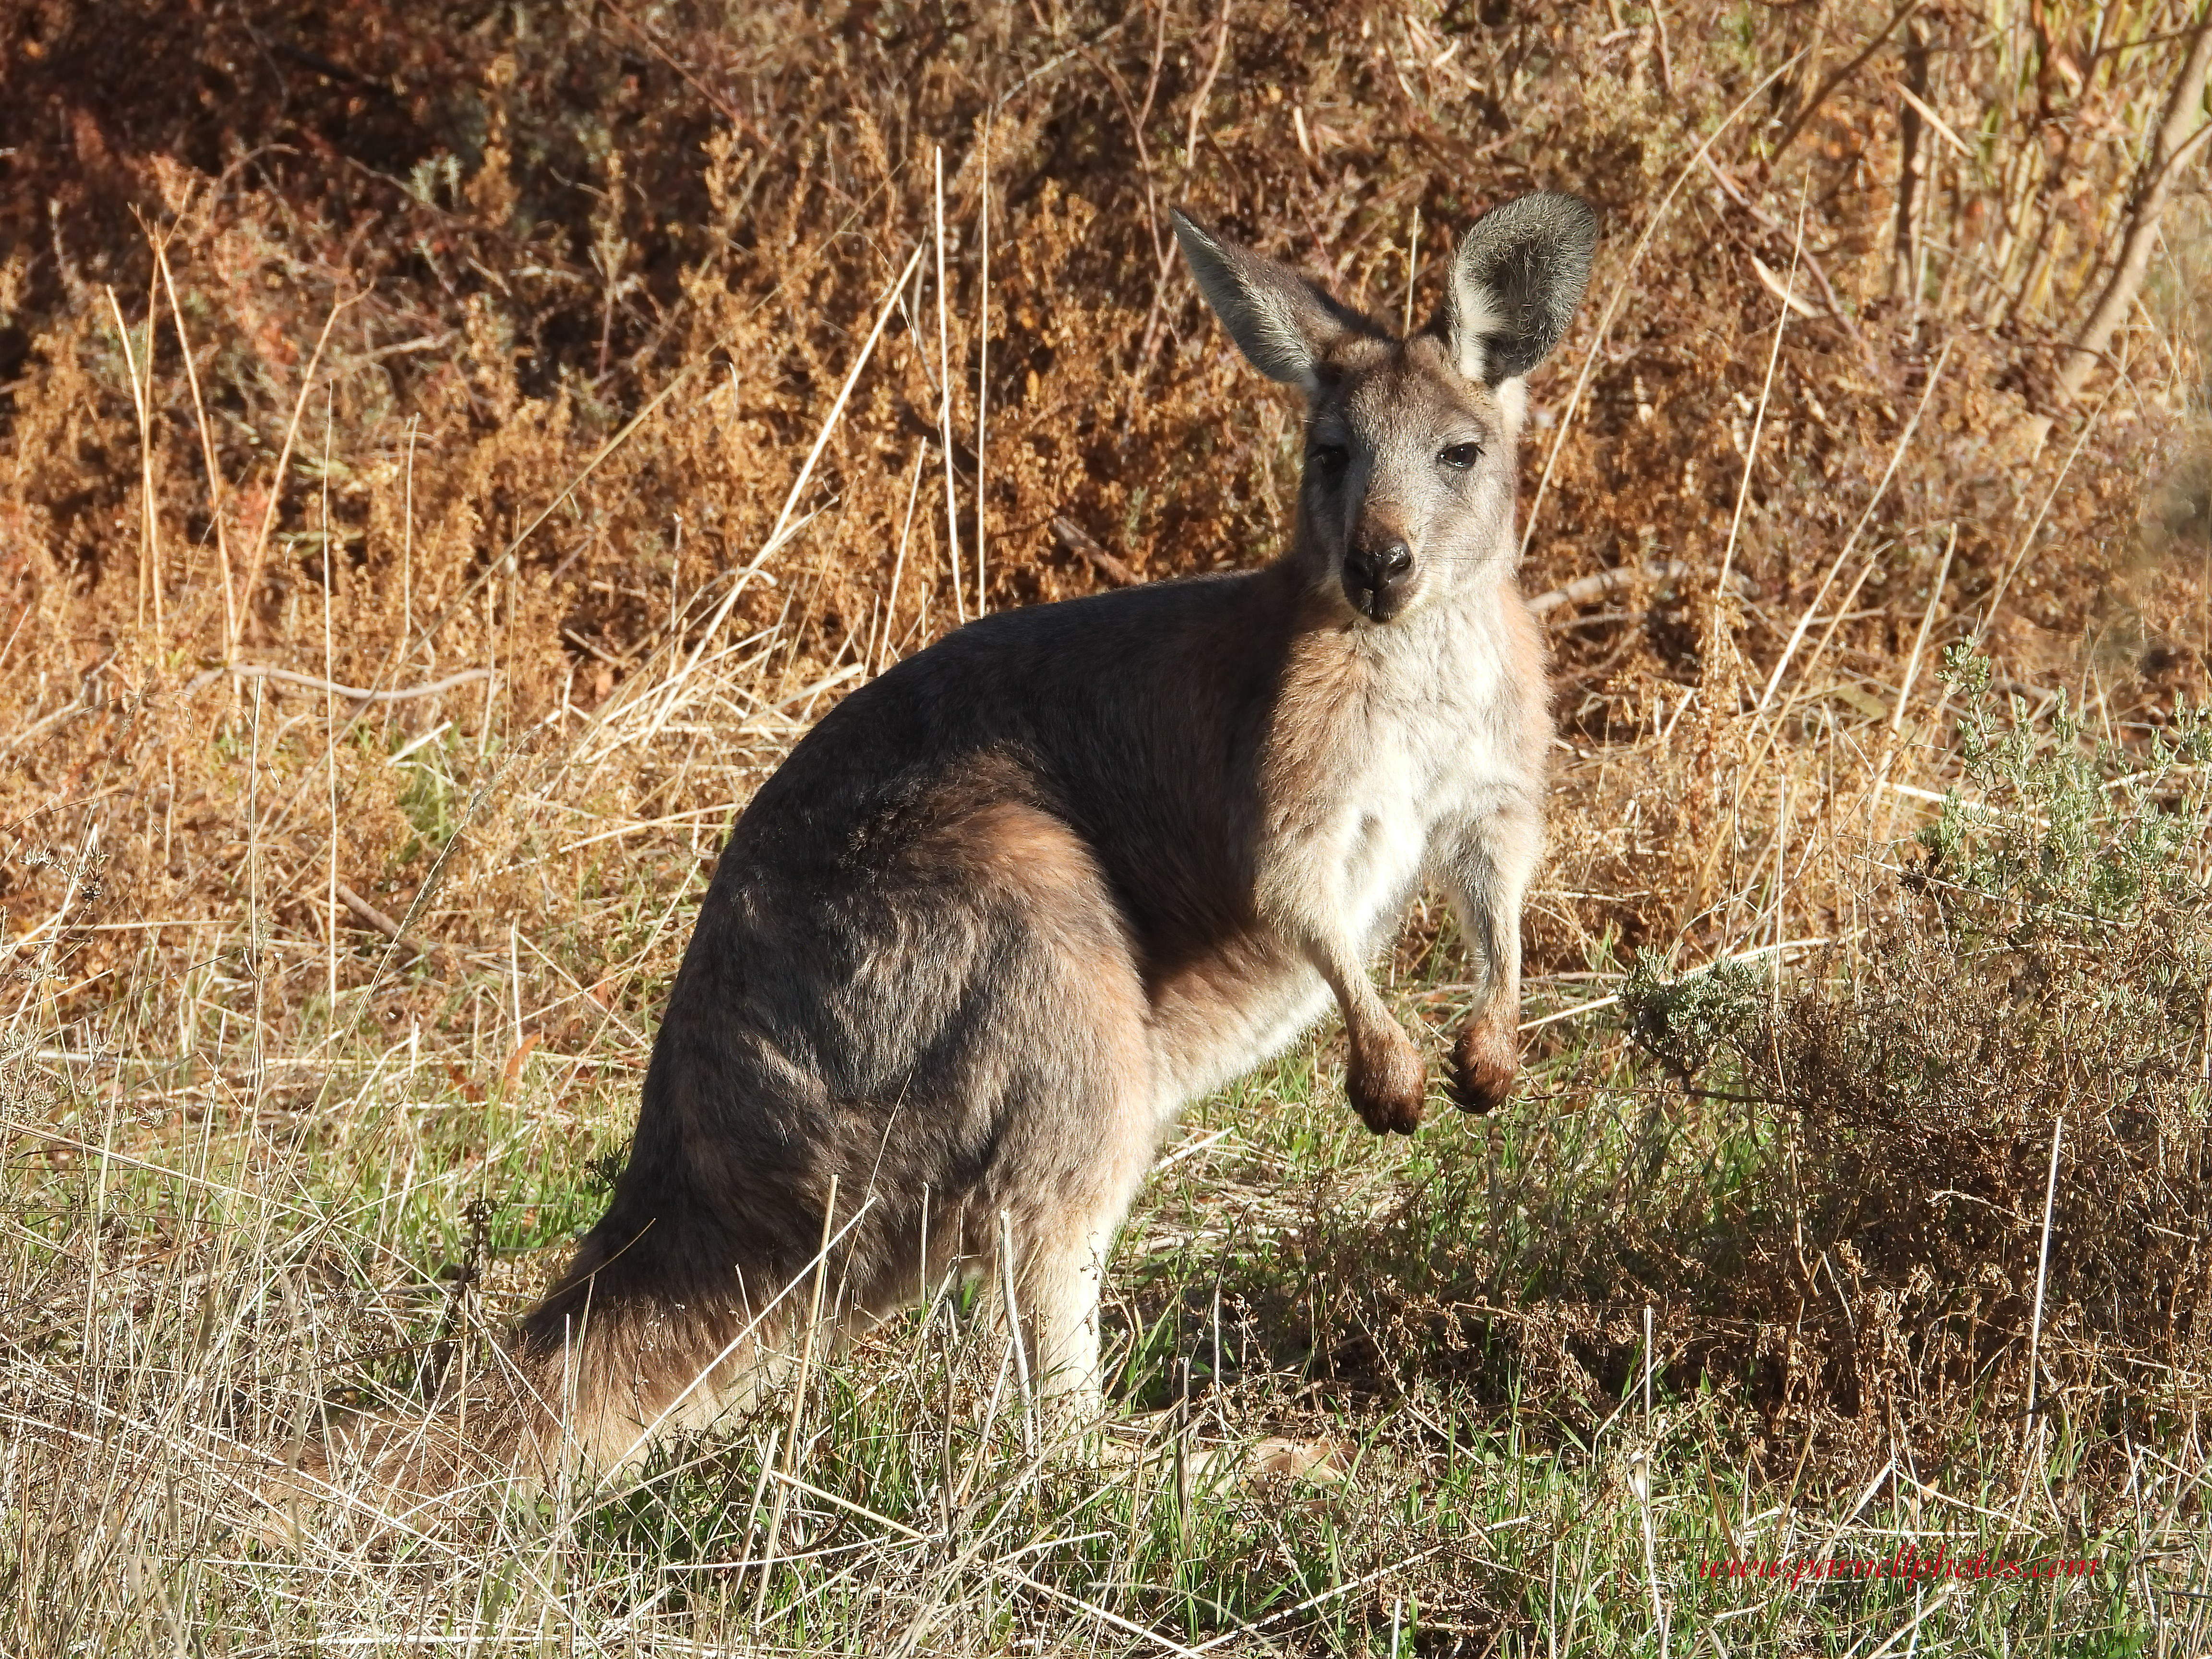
1343;538;1415;622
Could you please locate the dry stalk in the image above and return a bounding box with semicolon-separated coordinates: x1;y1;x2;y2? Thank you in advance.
1977;377;2122;638
2024;1114;2065;1425
320;392;339;1045
1528;561;1691;617
1403;203;1421;336
235;293;356;662
935;148;966;628
1872;522;1956;841
1714;185;1806;657
998;1208;1036;1459
755;1173;840;1620
977;111;993;620
876;444;929;674
101;287;160;637
1183;0;1234;167
646;242;926;753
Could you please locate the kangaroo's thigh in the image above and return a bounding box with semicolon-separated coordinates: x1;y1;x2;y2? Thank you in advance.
836;806;1160;1339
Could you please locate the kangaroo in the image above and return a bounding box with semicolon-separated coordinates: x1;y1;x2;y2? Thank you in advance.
300;193;1596;1505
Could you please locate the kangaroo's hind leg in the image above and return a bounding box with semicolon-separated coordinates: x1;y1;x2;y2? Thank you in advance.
1001;1184;1135;1431
948;805;1163;1437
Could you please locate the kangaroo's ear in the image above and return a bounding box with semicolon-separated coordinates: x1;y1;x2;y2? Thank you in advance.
1441;192;1599;387
1172;209;1358;395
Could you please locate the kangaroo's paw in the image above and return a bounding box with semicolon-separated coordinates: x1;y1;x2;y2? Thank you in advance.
1348;1028;1426;1135
1447;1016;1517;1114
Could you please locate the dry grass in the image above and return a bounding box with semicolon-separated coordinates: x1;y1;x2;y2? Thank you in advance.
3;0;2212;1651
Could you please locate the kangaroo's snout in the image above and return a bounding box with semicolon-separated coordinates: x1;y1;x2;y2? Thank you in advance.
1343;534;1415;622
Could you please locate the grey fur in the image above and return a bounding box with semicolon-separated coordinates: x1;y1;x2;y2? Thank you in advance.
329;197;1597;1493
1441;192;1599;386
1169;210;1380;392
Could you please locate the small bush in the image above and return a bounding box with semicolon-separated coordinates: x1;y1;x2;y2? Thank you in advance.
1625;650;2212;1435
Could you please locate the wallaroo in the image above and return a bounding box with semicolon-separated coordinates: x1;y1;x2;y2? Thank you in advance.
288;191;1597;1510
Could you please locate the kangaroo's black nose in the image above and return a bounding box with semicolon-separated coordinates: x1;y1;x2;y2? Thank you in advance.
1348;541;1412;585
1344;540;1415;619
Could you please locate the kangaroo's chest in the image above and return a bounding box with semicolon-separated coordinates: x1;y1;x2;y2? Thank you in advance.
1337;698;1503;930
1271;622;1528;937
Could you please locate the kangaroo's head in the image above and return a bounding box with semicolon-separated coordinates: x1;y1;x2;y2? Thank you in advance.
1172;194;1596;625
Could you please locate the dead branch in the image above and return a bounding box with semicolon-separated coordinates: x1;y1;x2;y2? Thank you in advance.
187;664;496;703
2050;12;2212;405
1767;0;1922;166
1529;562;1692;616
1052;516;1140;587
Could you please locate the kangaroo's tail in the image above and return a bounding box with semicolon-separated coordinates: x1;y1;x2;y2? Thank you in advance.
241;1224;789;1542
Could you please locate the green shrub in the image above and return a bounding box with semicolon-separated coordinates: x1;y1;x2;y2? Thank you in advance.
1626;652;2212;1427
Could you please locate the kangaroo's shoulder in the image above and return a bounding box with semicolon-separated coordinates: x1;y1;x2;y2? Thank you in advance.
728;569;1288;835
935;566;1279;660
819;565;1291;721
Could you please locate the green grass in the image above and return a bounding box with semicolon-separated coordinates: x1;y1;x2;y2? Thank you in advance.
0;963;2188;1655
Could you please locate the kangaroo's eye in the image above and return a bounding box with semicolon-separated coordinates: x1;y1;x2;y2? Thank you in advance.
1308;444;1349;477
1438;442;1481;470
